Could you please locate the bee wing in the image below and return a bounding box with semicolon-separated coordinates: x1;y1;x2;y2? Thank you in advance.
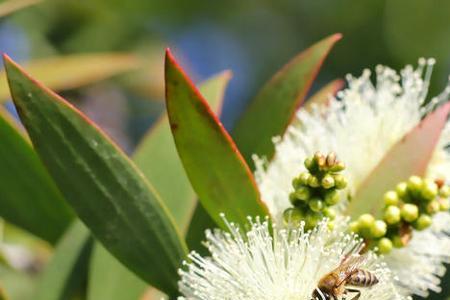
334;255;367;287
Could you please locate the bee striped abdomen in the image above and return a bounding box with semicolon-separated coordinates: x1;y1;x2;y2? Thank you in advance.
348;269;379;287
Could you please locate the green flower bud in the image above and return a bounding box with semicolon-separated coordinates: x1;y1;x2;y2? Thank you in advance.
321;175;335;189
392;235;405;248
401;203;419;222
324;190;340;205
305;213;321;229
383;191;399;206
294;186;311;201
371;220;387;238
395;182;408;198
333;174;348;189
283;208;304;225
439;198;450;211
421;179;438;201
407;176;423;193
326;152;336;167
413;214;432;231
377;237;393;254
298;172;311;185
308;175;320;188
314;151;326;169
323;207;336;220
304;157;314;171
327;221;335;231
309;198;324;212
358;213;375;229
440;185;450;198
330;161;346;172
384;205;401;225
426;200;440;214
349;221;359;233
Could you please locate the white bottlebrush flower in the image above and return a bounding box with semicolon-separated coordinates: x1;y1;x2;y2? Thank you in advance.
178;217;404;300
254;59;450;297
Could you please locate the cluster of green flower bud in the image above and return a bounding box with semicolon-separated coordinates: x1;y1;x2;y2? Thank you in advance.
350;176;450;255
283;151;347;230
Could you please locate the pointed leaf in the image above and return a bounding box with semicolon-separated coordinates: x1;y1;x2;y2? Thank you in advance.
4;55;188;296
87;243;147;300
233;34;342;165
165;50;268;228
0;109;73;244
0;54;140;102
35;221;92;300
303;79;344;112
87;71;231;300
134;71;231;232
347;102;450;217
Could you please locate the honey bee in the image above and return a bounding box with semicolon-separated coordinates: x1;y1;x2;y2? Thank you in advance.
312;253;379;300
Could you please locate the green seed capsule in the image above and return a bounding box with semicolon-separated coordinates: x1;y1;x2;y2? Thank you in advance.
439;198;450;211
413;214;432;231
309;198;324;212
383;191;399;206
323;207;336;220
407;176;423;193
377;237;393;254
395;182;408;198
333;174;348;189
283;208;304;226
421;179;438;201
401;203;419;222
358;214;375;229
426;200;440;215
371;220;387;238
324;190;340;205
439;185;450;198
308;175;320;188
384;205;401;225
321;175;335;189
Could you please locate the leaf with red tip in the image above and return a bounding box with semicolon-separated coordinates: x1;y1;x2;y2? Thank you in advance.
134;70;232;232
303;79;344;112
347;102;450;217
3;55;187;297
233;34;342;165
165;50;268;229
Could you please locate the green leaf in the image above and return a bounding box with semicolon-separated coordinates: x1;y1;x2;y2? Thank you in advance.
134;70;232;232
87;243;147;300
303;79;344;112
165;49;268;229
86;71;231;300
0;54;140;102
185;204;215;255
233;34;342;165
0;109;73;244
347;102;450;217
0;0;41;18
4;55;188;296
35;221;92;300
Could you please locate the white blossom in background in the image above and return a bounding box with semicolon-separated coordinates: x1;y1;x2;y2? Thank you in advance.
178;217;404;300
253;59;450;297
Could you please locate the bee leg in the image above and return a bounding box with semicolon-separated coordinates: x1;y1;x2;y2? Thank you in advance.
345;288;361;300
